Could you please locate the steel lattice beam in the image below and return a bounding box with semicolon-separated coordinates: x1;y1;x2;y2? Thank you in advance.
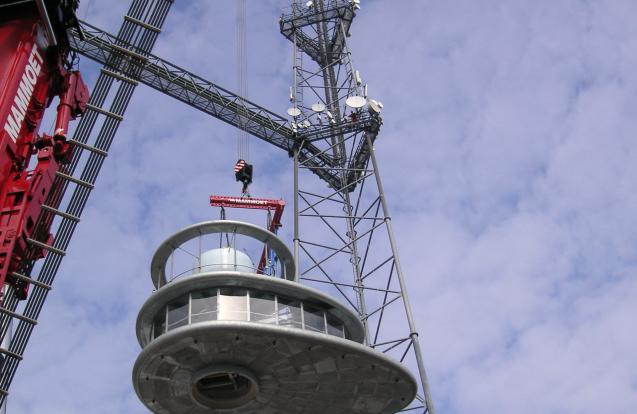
284;1;436;412
69;20;368;190
73;22;295;150
280;0;355;65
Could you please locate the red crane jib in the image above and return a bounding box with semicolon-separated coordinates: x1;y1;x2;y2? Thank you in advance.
210;195;285;273
0;3;89;299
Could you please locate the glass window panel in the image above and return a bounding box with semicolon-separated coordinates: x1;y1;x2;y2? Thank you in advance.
249;292;276;323
219;288;248;296
277;297;303;329
167;296;189;331
218;289;248;321
326;314;345;338
153;311;166;339
192;289;218;323
303;304;326;333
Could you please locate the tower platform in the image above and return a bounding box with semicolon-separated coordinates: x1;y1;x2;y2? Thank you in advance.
133;220;416;413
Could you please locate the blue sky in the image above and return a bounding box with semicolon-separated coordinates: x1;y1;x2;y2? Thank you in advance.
7;0;637;413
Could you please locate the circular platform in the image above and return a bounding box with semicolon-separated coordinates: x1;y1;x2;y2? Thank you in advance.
134;220;418;413
136;272;366;347
133;321;417;414
150;221;297;287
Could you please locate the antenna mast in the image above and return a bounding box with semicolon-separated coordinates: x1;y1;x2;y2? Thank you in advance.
282;1;437;412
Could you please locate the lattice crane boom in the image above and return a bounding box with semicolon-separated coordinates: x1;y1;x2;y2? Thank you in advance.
69;19;379;191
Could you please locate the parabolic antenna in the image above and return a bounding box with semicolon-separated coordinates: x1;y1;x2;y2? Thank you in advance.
368;99;382;114
345;95;367;109
287;107;301;117
311;103;326;113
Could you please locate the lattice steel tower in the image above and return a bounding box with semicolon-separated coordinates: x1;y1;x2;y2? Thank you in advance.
281;1;435;412
0;1;436;412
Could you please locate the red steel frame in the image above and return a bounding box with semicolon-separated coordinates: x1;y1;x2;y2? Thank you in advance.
210;195;285;273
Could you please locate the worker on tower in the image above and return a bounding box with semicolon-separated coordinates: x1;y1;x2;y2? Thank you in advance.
234;159;253;197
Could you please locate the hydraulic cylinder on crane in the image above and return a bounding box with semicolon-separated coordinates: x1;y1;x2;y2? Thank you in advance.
0;0;88;299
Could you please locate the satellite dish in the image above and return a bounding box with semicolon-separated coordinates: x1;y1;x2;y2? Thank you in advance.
345;95;367;109
311;103;326;113
287;107;301;117
368;99;382;114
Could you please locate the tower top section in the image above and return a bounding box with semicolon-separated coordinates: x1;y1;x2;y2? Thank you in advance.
150;220;296;289
134;217;416;413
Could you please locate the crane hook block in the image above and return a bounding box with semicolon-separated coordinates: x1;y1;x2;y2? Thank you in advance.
234;159;253;194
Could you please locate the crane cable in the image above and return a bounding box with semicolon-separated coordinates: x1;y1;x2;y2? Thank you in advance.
236;0;249;162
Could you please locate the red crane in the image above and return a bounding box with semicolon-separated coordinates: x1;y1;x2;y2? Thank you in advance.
0;0;88;300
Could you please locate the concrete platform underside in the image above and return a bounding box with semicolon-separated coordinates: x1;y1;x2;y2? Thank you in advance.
133;321;417;414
